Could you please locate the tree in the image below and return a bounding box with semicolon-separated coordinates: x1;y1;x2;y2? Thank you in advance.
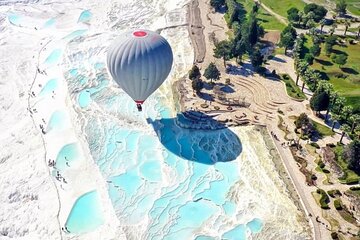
342;105;353;121
210;0;225;11
304;3;327;22
350;114;360;134
214;40;232;67
344;20;351;36
304;53;314;65
251;48;263;71
248;12;263;46
310;44;321;58
295;113;314;137
319;19;326;34
279;32;295;54
203;62;220;83
331;113;340;131
233;38;247;63
326;35;337;46
339;124;350;144
295;60;309;86
310;91;330;115
287;7;300;22
324;43;332;56
188;65;201;80
343;139;360;174
191;77;203;93
331;53;347;67
333;96;346;114
335;0;347;17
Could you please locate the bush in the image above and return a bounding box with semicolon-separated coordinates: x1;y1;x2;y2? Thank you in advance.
334;72;347;79
334;199;342;210
214;106;220;110
317;188;330;209
327;189;341;198
310;142;320;149
327;143;336;148
200;103;209;108
350;186;360;191
282;74;289;80
323;169;330;173
318;161;325;168
346;178;360;185
331;232;339;239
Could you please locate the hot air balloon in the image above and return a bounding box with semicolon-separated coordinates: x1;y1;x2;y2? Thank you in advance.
107;30;173;111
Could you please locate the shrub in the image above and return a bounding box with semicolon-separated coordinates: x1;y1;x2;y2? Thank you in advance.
310;142;320;149
331;232;339;239
200;103;209;108
317;188;330;209
326;143;336;148
334;72;347;79
323;169;330;173
214;106;220;110
334;199;342;210
327;189;341;198
350;186;360;191
318;161;325;168
346;178;360;185
282;74;289;80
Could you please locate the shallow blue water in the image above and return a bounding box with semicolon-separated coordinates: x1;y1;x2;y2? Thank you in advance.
247;218;263;233
46;111;68;132
222;224;247;240
39;78;58;97
55;143;80;171
44;18;55;28
65;191;104;234
8;14;20;25
44;49;62;65
78;10;92;23
78;90;92;108
63;29;87;41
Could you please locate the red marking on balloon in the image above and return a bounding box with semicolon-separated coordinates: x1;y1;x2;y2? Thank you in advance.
133;31;147;37
135;100;144;104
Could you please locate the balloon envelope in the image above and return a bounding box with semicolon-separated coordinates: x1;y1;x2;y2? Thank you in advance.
107;30;173;104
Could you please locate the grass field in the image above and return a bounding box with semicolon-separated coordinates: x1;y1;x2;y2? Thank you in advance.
311;39;360;112
281;74;306;100
334;145;360;184
312;120;335;137
259;0;306;18
237;0;285;30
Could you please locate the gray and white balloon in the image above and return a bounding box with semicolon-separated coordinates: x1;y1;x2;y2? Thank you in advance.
107;30;173;108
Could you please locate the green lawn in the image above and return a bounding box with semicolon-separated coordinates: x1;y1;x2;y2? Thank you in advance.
281;74;306;100
260;0;306;18
311;40;360;112
334;145;360;184
236;0;285;30
311;120;335;137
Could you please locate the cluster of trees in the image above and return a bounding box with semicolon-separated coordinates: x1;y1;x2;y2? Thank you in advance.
295;113;315;138
212;0;265;71
287;3;327;29
343;139;360;175
188;63;221;92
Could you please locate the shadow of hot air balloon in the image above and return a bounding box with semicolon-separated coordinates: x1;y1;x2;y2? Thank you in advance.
147;111;242;165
